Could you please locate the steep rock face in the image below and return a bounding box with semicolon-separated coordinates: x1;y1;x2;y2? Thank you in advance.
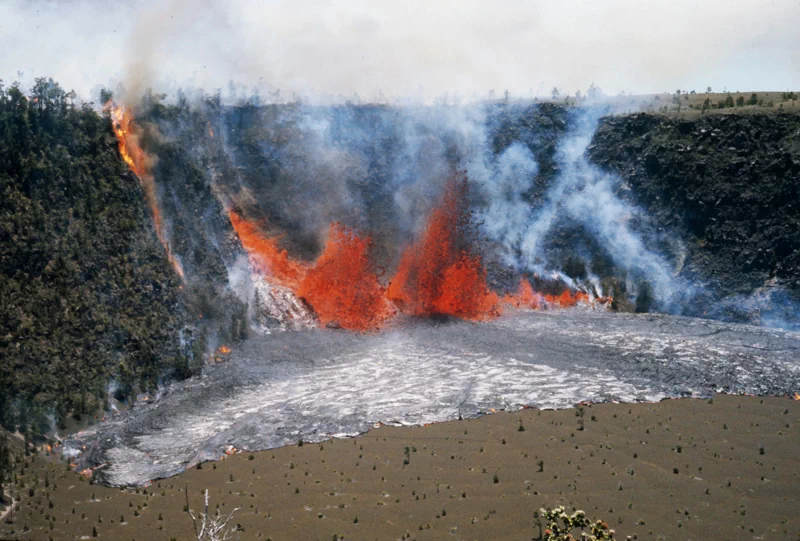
590;112;800;296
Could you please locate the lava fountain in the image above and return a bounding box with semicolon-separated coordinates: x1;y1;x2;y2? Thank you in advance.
229;172;600;331
298;223;395;331
387;173;500;320
228;212;392;331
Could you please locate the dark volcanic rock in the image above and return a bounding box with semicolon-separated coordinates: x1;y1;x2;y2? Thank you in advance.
65;311;800;487
590;112;800;297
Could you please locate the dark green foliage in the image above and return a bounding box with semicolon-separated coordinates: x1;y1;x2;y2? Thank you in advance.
0;431;9;501
0;78;183;433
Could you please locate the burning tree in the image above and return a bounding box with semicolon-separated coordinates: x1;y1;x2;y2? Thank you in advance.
186;487;241;541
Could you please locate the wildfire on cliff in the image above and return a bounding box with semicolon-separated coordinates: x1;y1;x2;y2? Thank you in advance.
106;102;185;280
229;173;601;332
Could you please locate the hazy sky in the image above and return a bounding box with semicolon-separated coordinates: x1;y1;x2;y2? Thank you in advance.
1;0;798;101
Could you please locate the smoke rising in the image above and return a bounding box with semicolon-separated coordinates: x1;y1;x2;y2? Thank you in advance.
522;108;688;307
2;0;799;102
171;98;688;313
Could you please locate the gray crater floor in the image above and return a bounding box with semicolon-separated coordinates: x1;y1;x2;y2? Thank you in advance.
66;310;800;486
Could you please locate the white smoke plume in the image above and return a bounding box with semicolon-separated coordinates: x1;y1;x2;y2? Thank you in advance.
2;0;798;103
518;108;689;306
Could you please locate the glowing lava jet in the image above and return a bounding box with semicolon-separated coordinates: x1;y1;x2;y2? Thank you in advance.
387;173;500;320
229;212;392;331
229;172;597;332
107;103;184;280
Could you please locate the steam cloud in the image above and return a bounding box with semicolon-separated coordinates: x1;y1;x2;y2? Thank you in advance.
2;0;799;102
200;99;688;312
3;0;796;326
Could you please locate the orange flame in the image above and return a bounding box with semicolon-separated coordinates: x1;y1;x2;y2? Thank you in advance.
387;174;500;319
228;210;307;287
504;278;544;309
298;223;395;331
505;278;596;310
106;102;184;280
218;345;232;354
794;393;800;401
230;174;608;331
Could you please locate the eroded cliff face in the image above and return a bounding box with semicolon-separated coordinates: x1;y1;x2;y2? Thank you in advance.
589;112;800;323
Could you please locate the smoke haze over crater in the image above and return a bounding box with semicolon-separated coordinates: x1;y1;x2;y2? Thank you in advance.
1;0;798;101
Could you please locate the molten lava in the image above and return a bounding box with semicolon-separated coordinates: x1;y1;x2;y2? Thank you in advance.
387;174;500;319
505;278;544;310
228;210;307;287
298;223;395;331
544;289;591;307
107;102;184;280
505;277;605;310
230;173;603;332
229;212;391;331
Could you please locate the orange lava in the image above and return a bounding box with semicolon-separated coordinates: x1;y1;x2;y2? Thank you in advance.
504;278;544;309
545;289;591;307
229;173;605;332
228;210;308;287
387;174;500;319
107;102;184;280
505;278;595;310
298;223;395;331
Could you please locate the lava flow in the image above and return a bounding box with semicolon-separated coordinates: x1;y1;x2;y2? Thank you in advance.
228;210;307;288
229;212;392;331
107;102;185;280
387;173;500;319
298;223;395;331
505;278;544;310
230;173;601;332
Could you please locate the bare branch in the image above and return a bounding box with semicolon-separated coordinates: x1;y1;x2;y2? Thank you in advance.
185;487;240;541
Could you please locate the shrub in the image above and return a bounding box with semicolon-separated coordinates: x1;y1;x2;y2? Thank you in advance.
536;506;617;540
